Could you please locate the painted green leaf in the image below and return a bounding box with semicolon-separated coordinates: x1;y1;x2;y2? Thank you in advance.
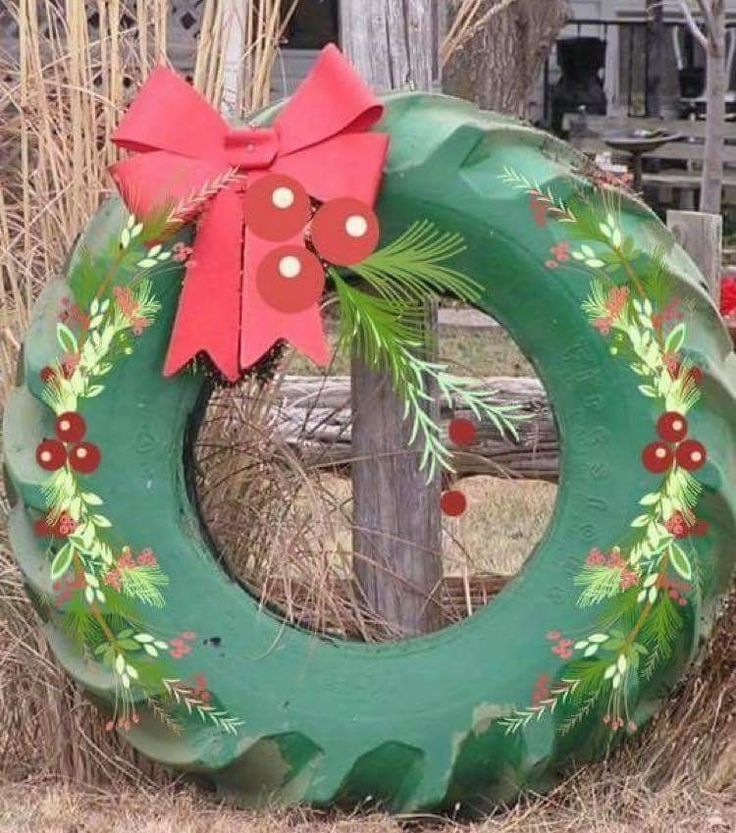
91;514;112;527
50;543;74;581
69;248;101;308
56;322;78;355
631;514;650;528
670;544;693;581
665;323;686;354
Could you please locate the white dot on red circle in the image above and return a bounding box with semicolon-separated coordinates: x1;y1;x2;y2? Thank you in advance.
59;420;70;431
40;451;51;462
278;255;302;279
691;451;702;462
673;420;683;431
656;448;666;458
272;187;295;209
77;447;87;458
345;214;368;238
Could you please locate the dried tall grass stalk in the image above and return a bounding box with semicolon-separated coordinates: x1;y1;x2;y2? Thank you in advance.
193;0;299;114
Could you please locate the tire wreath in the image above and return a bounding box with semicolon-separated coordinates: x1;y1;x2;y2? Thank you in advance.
5;93;736;813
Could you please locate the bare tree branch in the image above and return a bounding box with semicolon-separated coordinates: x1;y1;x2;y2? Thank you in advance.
678;0;709;49
694;0;718;39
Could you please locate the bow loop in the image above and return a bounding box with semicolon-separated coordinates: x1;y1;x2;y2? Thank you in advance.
224;127;279;169
111;44;389;382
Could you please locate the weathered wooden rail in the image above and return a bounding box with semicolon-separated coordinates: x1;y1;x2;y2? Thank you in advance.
272;375;559;482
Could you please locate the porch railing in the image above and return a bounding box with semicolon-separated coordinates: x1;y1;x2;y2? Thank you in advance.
543;16;736;125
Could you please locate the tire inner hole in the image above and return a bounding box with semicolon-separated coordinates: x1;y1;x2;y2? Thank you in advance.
193;305;559;642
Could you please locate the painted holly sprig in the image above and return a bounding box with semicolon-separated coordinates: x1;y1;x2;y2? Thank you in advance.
35;207;244;735
498;170;708;736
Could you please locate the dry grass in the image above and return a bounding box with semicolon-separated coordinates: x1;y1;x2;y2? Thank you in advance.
194;319;543;641
0;2;734;830
0;594;734;830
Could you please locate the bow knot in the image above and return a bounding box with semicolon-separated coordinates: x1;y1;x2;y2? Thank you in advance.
223;126;279;169
110;44;389;382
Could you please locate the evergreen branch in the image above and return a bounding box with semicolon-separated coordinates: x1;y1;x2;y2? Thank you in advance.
640;594;683;680
558;686;604;735
118;566;169;608
162;679;244;735
404;354;530;442
499;167;577;223
498;679;580;735
350;220;479;305
146;696;184;735
575;564;631;608
332;271;529;479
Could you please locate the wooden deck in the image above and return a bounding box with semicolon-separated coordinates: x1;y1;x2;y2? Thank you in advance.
572;115;736;204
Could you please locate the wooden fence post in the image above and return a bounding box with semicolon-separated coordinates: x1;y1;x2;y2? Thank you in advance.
666;210;723;301
340;1;445;637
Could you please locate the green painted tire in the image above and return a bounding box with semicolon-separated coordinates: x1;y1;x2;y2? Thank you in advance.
4;93;736;814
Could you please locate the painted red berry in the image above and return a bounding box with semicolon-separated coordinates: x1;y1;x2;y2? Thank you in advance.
448;417;477;446
311;198;380;265
656;411;688;443
40;366;56;383
441;490;467;517
676;439;707;471
665;512;688;538
642;441;673;474
256;245;325;313
34;516;53;537
68;442;101;474
690;520;709;537
36;439;67;471
55;411;86;443
243;174;311;242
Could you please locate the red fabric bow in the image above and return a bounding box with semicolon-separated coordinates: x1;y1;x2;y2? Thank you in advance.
110;45;389;381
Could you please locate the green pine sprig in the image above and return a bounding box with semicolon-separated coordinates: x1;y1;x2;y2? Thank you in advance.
332;267;529;480
348;220;480;306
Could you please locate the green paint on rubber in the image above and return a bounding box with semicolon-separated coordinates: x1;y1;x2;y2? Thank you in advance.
4;93;736;813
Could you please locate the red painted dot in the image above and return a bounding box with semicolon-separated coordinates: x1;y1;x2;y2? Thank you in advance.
40;366;55;383
68;442;101;474
256;245;325;313
441;490;467;517
55;411;86;443
690;519;709;537
243;174;311;241
311;198;380;265
676;439;707;471
642;441;673;474
36;439;67;471
449;417;477;446
34;516;53;537
657;412;688;444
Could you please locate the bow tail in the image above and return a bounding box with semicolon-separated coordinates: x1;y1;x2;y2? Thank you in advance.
163;189;243;382
240;230;330;371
